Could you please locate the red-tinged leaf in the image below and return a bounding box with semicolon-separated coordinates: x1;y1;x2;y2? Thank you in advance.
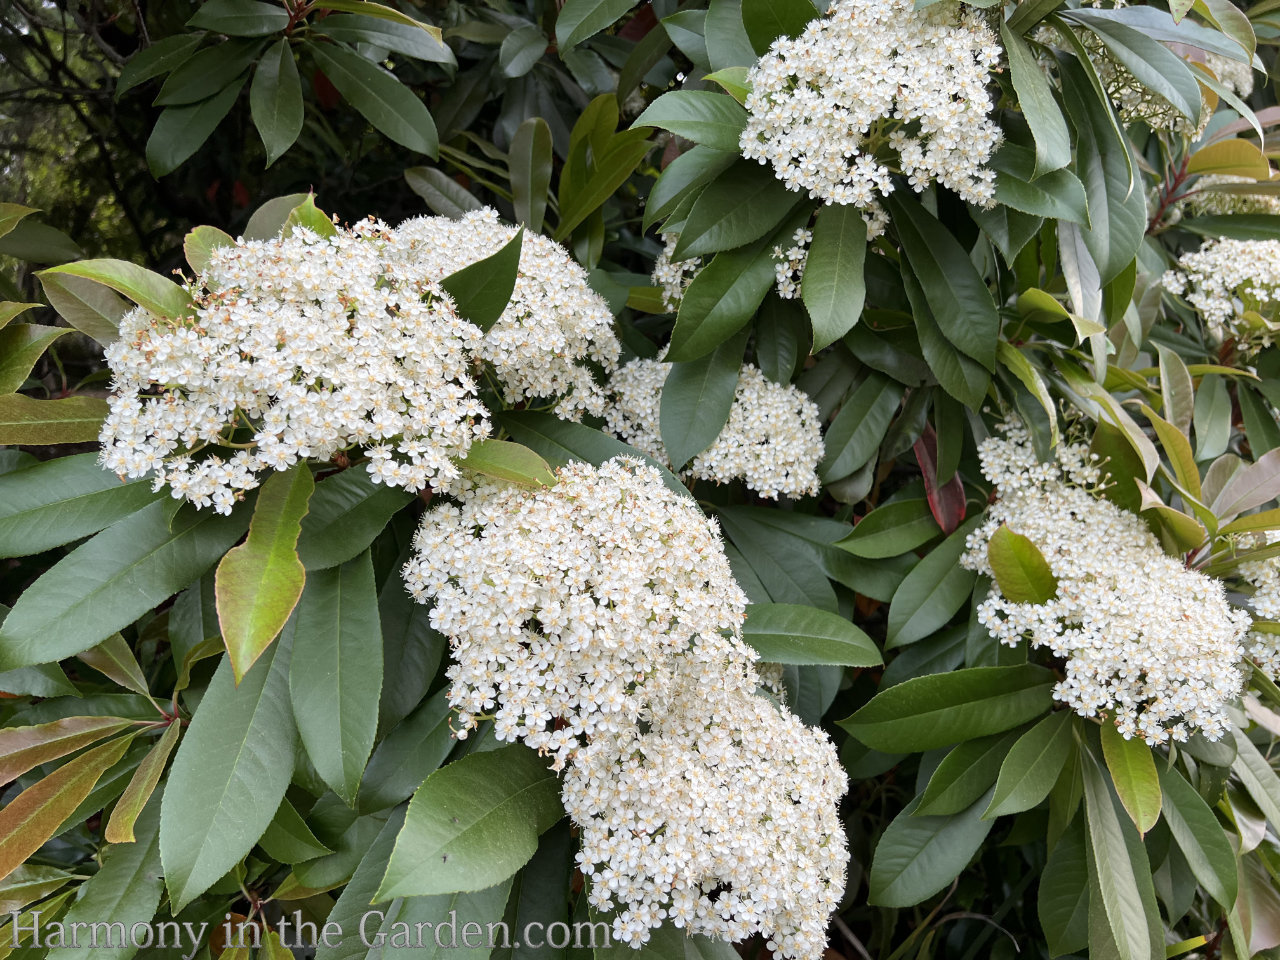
915;424;966;534
0;734;135;883
0;716;135;785
105;721;180;843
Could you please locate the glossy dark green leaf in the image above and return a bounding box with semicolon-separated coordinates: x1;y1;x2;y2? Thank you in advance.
984;711;1072;818
740;0;818;53
376;744;563;899
820;372;903;482
802;203;867;350
439;226;523;331
660;329;746;470
361;689;455;813
296;468;413;571
312;14;455;63
672;161;798;259
643;146;738;232
990;143;1089;224
289;552;383;805
839;664;1056;752
39;259;190;320
509;117;553;233
1039;816;1090;957
632;91;748;152
187;0;290;36
259;797;333;863
405;166;484;218
0;501;249;670
154;38;262;105
0;453;158;559
314;807;406;960
147;75;248;176
0;323;67;393
1158;765;1236;906
1001;24;1071;176
837;497;940;559
309;43;438;156
916;729;1021;817
886;192;998;370
555;0;637;49
116;34;205;99
742;603;881;666
868;791;996;907
251;38;304;166
160;632;295;911
885;517;980;648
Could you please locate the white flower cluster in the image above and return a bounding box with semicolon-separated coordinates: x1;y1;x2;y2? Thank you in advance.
603;359;824;499
773;227;812;300
1204;50;1255;98
652;234;701;312
1163;238;1280;354
567;663;848;959
99;209;623;512
1240;538;1280;676
394;209;620;419
100;221;490;512
1092;39;1211;137
740;0;1001;236
404;458;848;958
961;424;1252;744
1182;174;1280;219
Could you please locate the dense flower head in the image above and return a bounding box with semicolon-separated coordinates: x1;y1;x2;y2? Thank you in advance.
402;457;753;770
773;227;812;300
740;0;1001;235
393;209;620;419
603;359;824;499
961;423;1252;744
1162;237;1280;354
566;664;849;960
1240;538;1280;676
1090;37;1215;137
100;221;489;512
1181;174;1280;219
652;234;701;312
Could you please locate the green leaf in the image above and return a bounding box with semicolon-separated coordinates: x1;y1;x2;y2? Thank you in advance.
78;633;151;696
742;603;881;666
991;143;1089;224
997;341;1061;449
296;469;414;571
1039;817;1090;957
458;439;557;487
116;35;206;99
916;729;1022;817
704;66;752;103
312;14;455;63
553;133;652;241
868;791;996;907
555;0;637;49
376;744;563;899
0;716;135;785
315;808;407;960
740;0;818;53
984;711;1073;818
509;117;553;233
307;0;444;39
39;259;191;320
309;43;438;156
1059;55;1146;285
0;394;109;445
1001;23;1071;176
838;498;941;559
0;203;38;240
188;0;290;36
904;265;992;408
1194;374;1232;463
885;517;980;649
405;166;483;218
0;864;76;915
104;722;180;845
1081;752;1157;960
0;453;157;559
259;797;333;863
152;38;262;105
0;301;39;332
500;24;547;77
0;324;68;393
243;192;311;240
802;204;867;351
251;38;304;166
672;161;798;259
160;633;295;911
643;145;737;232
48;799;165;960
0;218;83;263
0;501;250;670
283;192;337;238
1212;447;1280;520
1158;765;1236;906
0;735;134;884
631;91;748;152
360;689;455;813
289;552;383;805
496;410;690;498
147;75;249;177
216;465;314;682
987;524;1058;604
439;226;523;331
887;193;998;370
1229;726;1280;826
660;331;745;470
184;224;235;274
820;372;903;482
839;664;1056;752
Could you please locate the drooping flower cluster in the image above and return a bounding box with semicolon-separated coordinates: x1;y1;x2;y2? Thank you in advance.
100;221;490;512
740;0;1001;236
773;227;812;300
1182;174;1280;219
961;423;1252;744
99;210;622;512
394;209;621;418
567;662;848;959
404;458;848;958
603;359;824;499
1163;237;1280;354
